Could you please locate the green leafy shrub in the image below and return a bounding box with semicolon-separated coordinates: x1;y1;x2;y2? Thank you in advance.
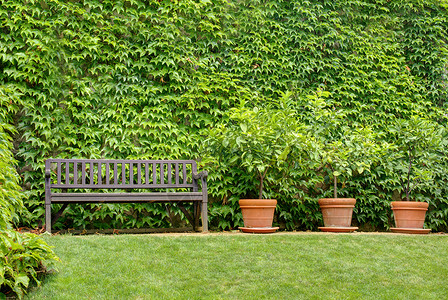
301;91;390;199
0;124;22;229
0;230;59;299
204;93;311;199
203;93;315;229
0;99;59;298
386;116;447;202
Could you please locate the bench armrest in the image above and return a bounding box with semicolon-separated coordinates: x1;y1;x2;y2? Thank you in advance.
192;171;208;180
45;168;51;179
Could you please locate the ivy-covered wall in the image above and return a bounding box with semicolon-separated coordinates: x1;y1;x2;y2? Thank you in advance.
1;0;447;231
0;119;22;229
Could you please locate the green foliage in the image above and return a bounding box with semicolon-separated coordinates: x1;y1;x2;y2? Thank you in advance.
0;229;59;299
0;130;22;228
1;86;58;299
0;0;447;231
300;90;390;198
203;92;311;199
386;116;447;202
0;95;23;229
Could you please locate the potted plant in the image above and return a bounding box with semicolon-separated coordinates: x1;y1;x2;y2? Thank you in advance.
303;91;386;232
203;93;310;233
387;116;445;234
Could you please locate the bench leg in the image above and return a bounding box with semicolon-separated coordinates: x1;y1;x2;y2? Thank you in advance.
201;201;208;232
194;202;200;232
45;204;52;234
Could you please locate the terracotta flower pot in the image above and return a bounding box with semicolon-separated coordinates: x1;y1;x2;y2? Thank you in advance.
239;199;277;228
391;201;428;229
318;198;356;228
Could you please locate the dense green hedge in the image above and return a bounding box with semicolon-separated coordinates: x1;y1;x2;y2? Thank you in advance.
0;110;22;229
0;97;58;298
1;0;447;231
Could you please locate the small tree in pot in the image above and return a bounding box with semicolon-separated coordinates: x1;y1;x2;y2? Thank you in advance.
386;116;446;233
303;91;387;231
202;93;311;233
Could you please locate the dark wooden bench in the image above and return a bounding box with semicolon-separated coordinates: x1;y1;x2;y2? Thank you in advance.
44;159;208;233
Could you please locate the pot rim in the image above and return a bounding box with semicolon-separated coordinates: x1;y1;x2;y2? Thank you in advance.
391;201;429;209
239;199;277;206
318;198;356;206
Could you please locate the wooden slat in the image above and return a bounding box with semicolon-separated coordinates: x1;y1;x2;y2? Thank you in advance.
192;162;198;192
175;163;179;185
73;162;78;184
167;163;172;185
89;162;94;185
65;162;70;185
106;163;110;185
137;163;141;185
50;183;195;189
160;163;164;184
182;163;187;184
82;162;86;185
121;163;125;185
51;192;203;203
145;162;149;185
114;163;118;185
152;163;157;184
98;162;102;185
129;162;133;185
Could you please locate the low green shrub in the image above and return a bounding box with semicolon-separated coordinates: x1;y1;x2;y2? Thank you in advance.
0;230;59;299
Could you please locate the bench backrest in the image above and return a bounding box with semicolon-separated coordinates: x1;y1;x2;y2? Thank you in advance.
45;159;199;190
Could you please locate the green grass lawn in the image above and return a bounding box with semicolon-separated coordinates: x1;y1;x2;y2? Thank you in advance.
28;232;447;300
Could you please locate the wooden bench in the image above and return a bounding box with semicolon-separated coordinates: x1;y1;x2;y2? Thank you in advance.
44;159;208;233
